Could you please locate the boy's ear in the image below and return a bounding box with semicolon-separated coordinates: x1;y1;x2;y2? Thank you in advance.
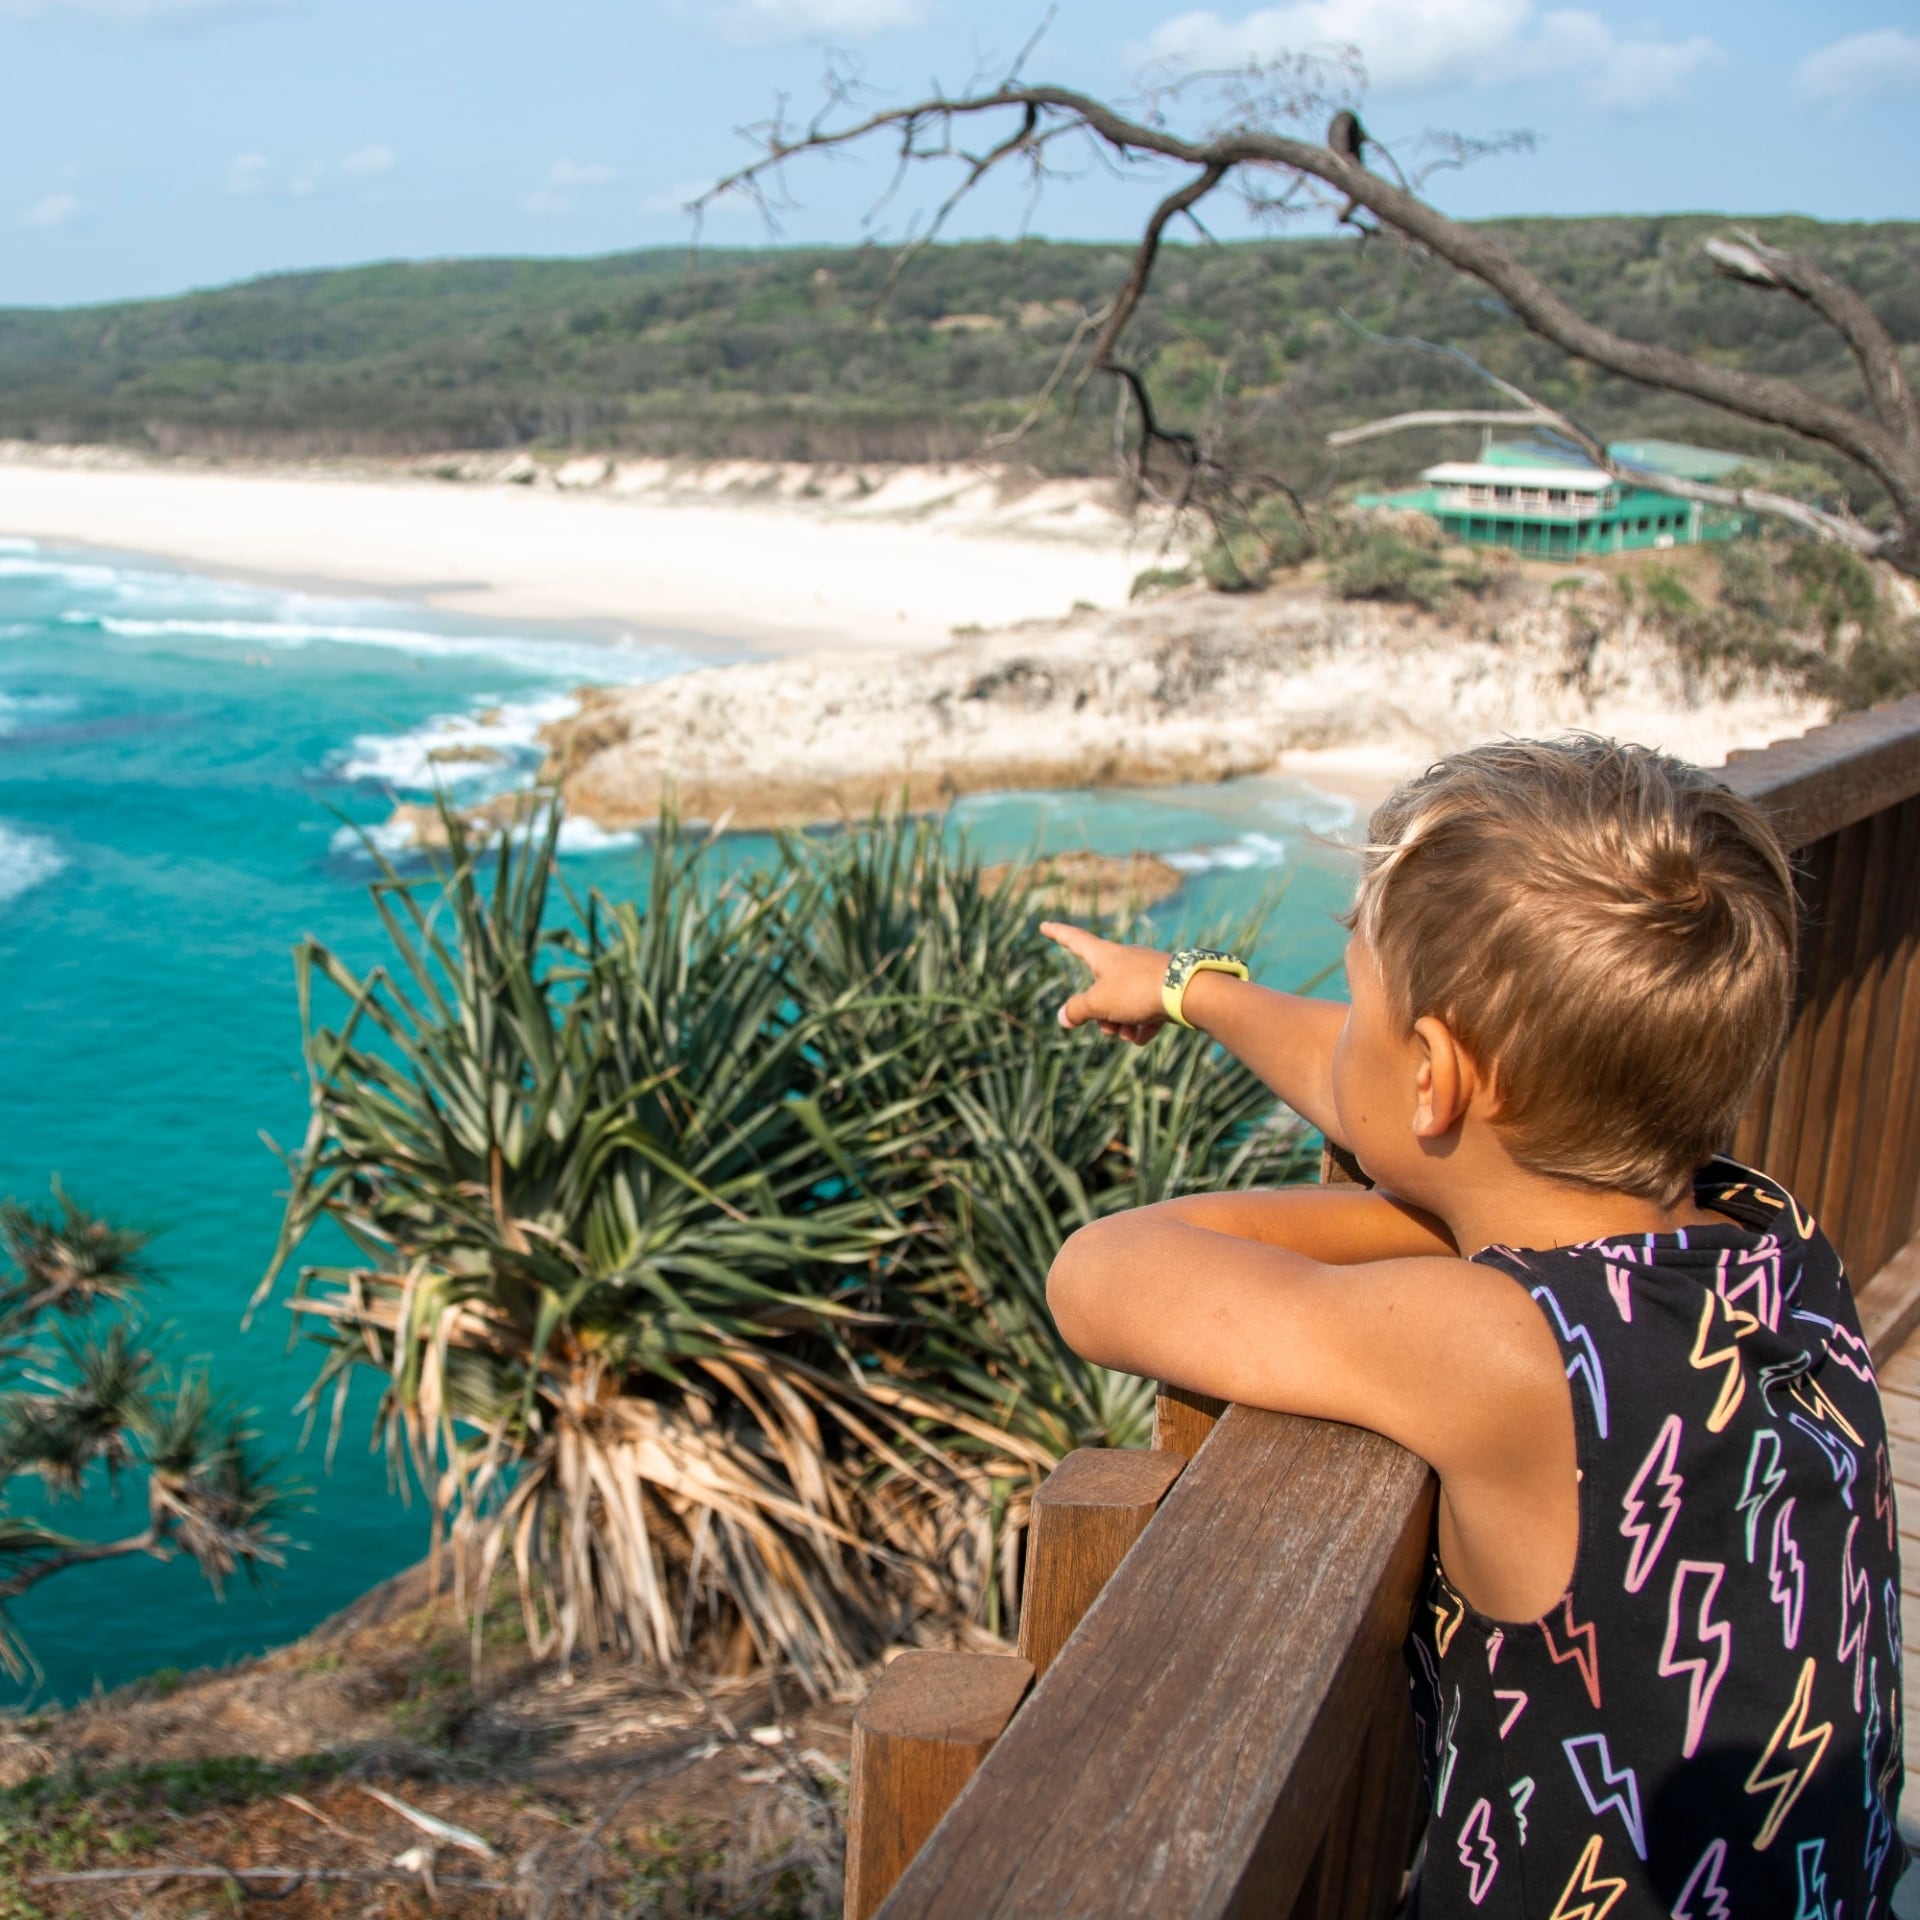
1410;1016;1486;1137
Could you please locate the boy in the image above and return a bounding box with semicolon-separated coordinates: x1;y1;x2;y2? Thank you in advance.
1043;737;1904;1916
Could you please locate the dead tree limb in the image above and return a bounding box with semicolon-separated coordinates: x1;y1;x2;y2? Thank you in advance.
695;78;1920;577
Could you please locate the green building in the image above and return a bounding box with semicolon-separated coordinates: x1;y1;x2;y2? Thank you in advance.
1354;438;1758;559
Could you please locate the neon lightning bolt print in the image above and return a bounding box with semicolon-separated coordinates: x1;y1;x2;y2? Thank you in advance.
1745;1656;1834;1850
1793;1836;1830;1920
1688;1287;1749;1433
1769;1500;1806;1648
1541;1595;1602;1709
1656;1560;1731;1757
1736;1426;1785;1562
1546;1835;1627;1920
1531;1284;1610;1437
1837;1515;1872;1711
1455;1799;1499;1905
1508;1776;1534;1846
1620;1413;1684;1592
1786;1410;1859;1507
1563;1733;1647;1859
1671;1838;1732;1920
1863;1658;1897;1885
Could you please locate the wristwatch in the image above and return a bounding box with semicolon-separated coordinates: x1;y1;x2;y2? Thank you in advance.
1161;947;1250;1029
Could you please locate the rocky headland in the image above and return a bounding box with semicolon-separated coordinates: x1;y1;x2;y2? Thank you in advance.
533;566;1830;832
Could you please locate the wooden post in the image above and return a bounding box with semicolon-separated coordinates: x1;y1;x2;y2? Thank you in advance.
1285;1656;1425;1920
1153;1383;1227;1456
845;1651;1033;1920
1016;1448;1187;1678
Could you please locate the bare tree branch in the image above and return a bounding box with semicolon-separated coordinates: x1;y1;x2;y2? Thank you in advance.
694;74;1920;575
0;1528;159;1603
1326;408;1554;447
1329;372;1887;554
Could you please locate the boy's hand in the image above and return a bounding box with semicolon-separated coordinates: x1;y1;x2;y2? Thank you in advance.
1040;922;1170;1045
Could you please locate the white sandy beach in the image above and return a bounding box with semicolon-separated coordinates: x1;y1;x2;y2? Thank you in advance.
0;446;1836;831
0;449;1149;653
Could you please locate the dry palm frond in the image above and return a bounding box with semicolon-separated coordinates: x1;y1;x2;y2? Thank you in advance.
263;798;1315;1682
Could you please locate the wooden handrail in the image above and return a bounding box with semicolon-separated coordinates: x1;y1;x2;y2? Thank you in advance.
875;1411;1433;1918
862;696;1920;1918
1721;691;1920;848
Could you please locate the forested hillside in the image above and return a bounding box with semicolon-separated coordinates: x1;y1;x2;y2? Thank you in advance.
2;216;1915;495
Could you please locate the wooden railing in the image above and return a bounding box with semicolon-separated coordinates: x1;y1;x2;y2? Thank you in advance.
845;694;1920;1920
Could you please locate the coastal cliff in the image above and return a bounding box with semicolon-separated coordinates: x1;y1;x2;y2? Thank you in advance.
536;569;1830;830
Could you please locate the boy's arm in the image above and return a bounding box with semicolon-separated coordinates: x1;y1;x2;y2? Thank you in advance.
1042;922;1350;1146
1149;1186;1457;1263
1047;1208;1556;1479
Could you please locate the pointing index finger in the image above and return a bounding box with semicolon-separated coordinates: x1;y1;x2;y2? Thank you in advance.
1039;920;1100;967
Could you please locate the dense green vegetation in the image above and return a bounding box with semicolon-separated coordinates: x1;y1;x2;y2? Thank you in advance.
0;1193;285;1671
259;808;1309;1689
3;218;1915;500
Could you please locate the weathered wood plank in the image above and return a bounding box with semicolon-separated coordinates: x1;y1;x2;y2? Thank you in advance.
1859;1234;1920;1372
1720;695;1920;850
1284;1658;1424;1920
1838;797;1920;1277
1154;1384;1228;1458
1017;1449;1187;1680
846;1653;1033;1920
1813;809;1896;1249
1792;819;1871;1225
1755;832;1839;1199
875;1408;1436;1920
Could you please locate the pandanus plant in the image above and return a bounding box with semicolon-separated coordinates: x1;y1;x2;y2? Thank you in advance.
262;802;1310;1685
0;1187;286;1674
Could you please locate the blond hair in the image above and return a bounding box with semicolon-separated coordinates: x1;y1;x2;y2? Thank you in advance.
1348;737;1797;1203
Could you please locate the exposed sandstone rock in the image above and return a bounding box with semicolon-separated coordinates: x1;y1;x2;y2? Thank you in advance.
536;578;1828;833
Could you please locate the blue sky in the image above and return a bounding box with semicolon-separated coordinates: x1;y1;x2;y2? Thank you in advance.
2;0;1917;308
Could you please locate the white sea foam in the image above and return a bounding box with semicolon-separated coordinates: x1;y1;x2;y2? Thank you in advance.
328;808;638;862
333;693;580;791
0;537;38;554
0;555;122;588
555;816;640;854
0;823;65;905
1163;831;1290;874
67;611;689;684
0;692;75;736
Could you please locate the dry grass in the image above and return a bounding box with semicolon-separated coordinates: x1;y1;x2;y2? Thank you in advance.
0;1562;892;1918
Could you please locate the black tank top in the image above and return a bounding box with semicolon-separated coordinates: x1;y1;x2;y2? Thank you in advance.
1406;1158;1906;1917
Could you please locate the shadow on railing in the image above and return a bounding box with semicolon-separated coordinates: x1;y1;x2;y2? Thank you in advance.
845;693;1920;1920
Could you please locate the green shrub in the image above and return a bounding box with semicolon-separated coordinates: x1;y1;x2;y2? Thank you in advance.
1199;493;1314;593
262;806;1311;1680
1129;564;1195;600
1632;537;1909;712
1329;531;1453;612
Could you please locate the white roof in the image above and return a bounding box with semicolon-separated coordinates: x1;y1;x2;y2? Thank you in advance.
1421;461;1612;492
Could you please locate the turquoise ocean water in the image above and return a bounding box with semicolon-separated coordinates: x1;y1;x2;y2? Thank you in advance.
0;534;1356;1703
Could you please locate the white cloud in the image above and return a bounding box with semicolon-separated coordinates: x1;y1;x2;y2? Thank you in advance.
522;189;573;217
341;143;395;176
1141;0;1720;109
0;0;288;19
642;178;754;215
227;151;272;195
1794;27;1920;103
678;0;924;47
548;158;618;188
20;191;81;229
